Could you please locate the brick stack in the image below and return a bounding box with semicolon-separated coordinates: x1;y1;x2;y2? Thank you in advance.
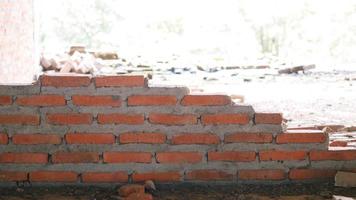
0;74;355;185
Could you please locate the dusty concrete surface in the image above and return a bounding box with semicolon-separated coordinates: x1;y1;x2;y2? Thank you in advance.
150;69;356;127
0;183;355;200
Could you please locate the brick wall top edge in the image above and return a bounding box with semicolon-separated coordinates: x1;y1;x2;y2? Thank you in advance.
284;129;324;134
0;82;38;86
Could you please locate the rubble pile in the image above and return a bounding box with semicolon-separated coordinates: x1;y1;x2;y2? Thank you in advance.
40;46;153;77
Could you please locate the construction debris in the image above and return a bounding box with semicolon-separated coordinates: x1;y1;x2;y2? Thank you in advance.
117;180;157;200
69;46;86;55
278;64;315;74
118;184;145;197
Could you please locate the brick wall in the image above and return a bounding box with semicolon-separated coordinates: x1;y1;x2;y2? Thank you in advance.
0;0;36;84
0;74;355;185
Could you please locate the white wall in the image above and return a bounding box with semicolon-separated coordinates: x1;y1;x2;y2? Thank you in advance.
0;0;37;84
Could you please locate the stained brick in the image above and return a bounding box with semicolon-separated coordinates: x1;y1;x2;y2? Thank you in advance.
259;150;307;161
289;169;336;180
181;95;231;106
0;171;28;182
149;113;197;125
128;95;177;106
0;114;40;125
186;170;232;181
254;113;283;124
156;152;202;164
201;113;250;125
0;96;12;105
104;152;152;163
52;152;99;163
82;172;128;183
97;113;144;125
94;75;145;87
72;95;121;107
12;134;61;145
171;133;220;145
41;75;91;87
0;153;48;163
65;133;115;144
30;171;77;182
132;171;181;182
238;169;285;180
16;95;66;106
46;113;92;125
0;133;8;144
208;151;256;162
119;132;166;144
225;133;273;143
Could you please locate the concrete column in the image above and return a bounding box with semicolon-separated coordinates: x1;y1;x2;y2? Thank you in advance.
0;0;36;84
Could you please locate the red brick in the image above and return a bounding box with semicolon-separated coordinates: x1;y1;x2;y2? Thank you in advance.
41;75;91;87
0;153;48;163
125;193;153;200
65;133;115;144
225;133;273;143
329;141;348;147
0;96;12;105
276;133;326;144
128;95;177;106
259;150;307;161
208;151;256;162
46;113;92;125
238;169;285;180
0;171;28;182
0;133;8;144
72;95;121;107
118;184;145;197
254;113;283;124
104;152;152;163
119;132;166;144
97;113;144;125
12;134;61;145
0;114;40;125
171;133;219;145
16;95;66;106
30;171;77;182
181;95;231;106
186;170;232;181
289;169;336;180
310;150;356;161
149;113;197;125
156;152;202;164
94;75;145;87
82;172;128;183
132;171;181;182
52;152;99;163
201;113;250;125
276;130;326;144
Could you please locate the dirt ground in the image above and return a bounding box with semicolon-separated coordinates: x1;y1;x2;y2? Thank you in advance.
0;183;355;200
150;68;356;128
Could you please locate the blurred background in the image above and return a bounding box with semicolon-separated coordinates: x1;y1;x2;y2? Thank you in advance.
37;0;356;70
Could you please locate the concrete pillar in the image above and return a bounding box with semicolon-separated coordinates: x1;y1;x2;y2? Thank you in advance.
0;0;36;84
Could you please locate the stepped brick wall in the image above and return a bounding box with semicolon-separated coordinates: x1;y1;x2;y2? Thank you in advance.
0;74;355;185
